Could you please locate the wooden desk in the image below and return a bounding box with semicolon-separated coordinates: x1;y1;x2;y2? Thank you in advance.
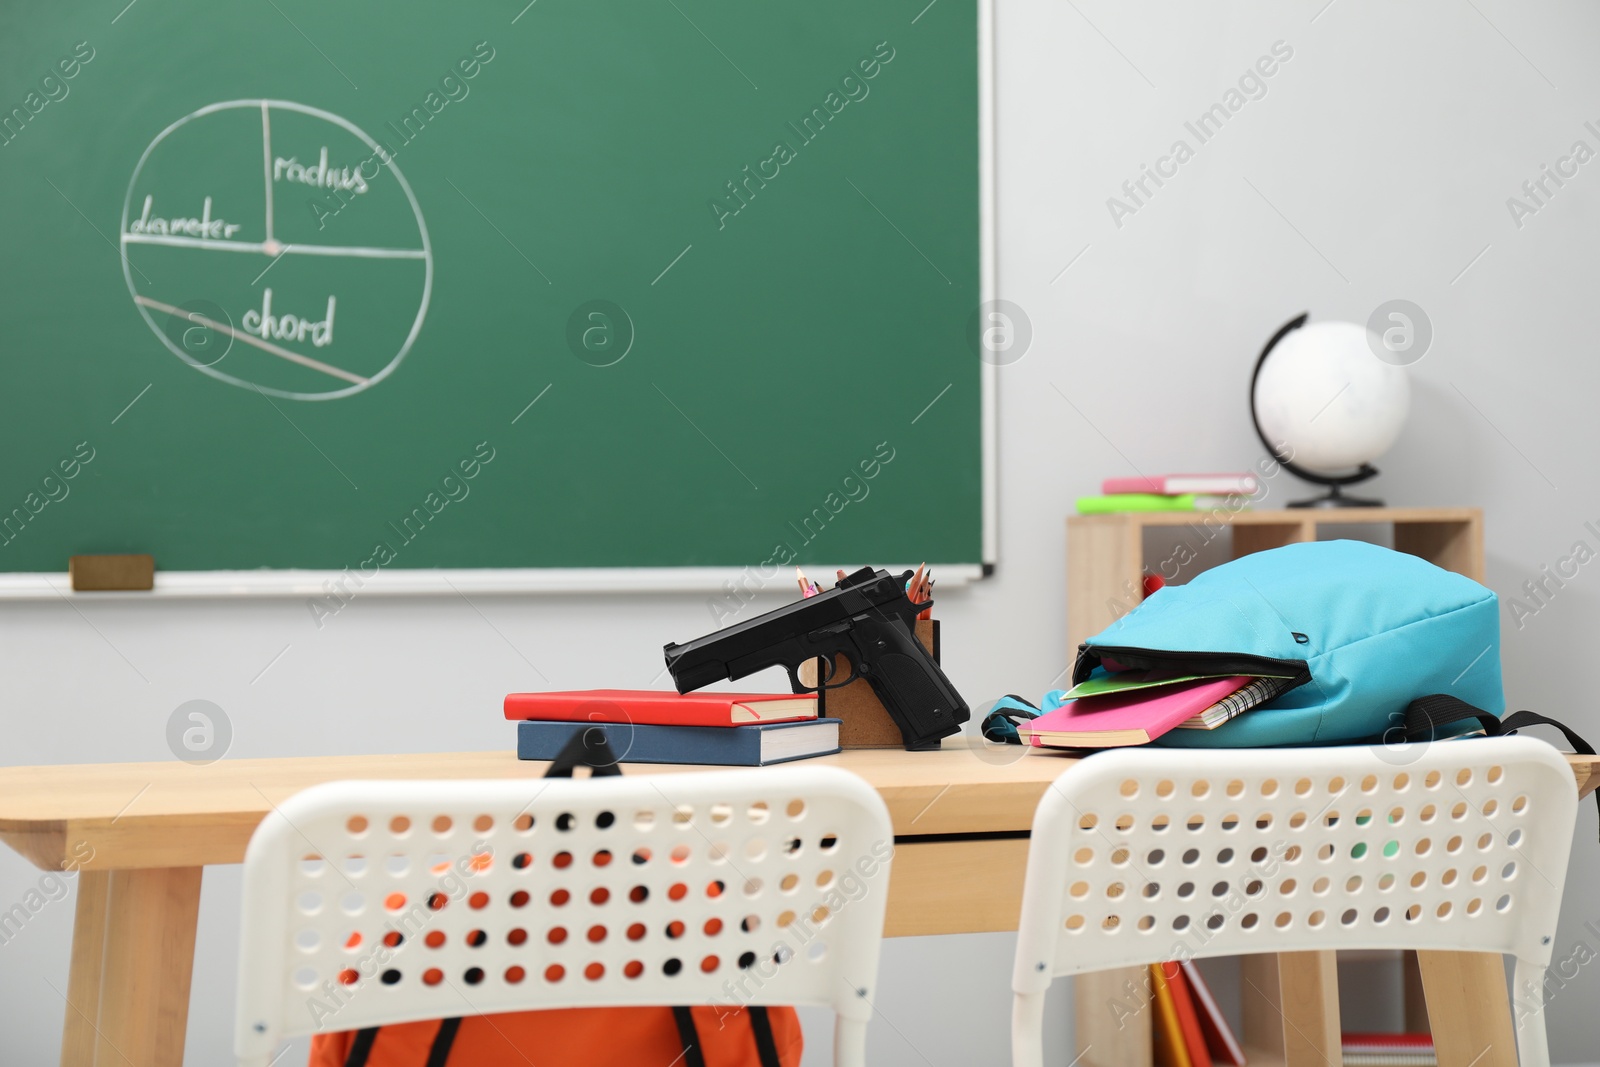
3;741;1594;1067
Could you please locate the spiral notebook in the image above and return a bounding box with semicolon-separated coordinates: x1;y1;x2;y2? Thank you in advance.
1022;676;1255;748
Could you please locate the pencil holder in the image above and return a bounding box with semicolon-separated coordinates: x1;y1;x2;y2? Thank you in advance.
799;620;940;749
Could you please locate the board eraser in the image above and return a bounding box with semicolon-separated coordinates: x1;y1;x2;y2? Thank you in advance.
69;554;155;591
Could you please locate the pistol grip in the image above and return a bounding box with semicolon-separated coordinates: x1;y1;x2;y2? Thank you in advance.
863;656;960;747
853;618;967;749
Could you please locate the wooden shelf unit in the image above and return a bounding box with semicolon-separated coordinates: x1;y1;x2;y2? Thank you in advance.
1067;507;1483;652
1064;506;1485;1067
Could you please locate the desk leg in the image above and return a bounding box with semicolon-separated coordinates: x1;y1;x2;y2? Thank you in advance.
1072;966;1152;1067
61;867;203;1067
1418;950;1517;1067
1241;951;1340;1067
1277;951;1341;1066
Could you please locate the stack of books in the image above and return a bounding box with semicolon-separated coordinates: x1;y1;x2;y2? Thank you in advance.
505;689;839;766
1076;473;1260;515
1150;960;1245;1067
1022;671;1296;748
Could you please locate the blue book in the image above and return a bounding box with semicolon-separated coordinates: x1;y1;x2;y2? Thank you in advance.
516;718;841;766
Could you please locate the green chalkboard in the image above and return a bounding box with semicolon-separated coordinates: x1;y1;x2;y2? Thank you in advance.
0;0;986;575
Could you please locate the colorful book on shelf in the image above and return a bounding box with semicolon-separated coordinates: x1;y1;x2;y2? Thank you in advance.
1341;1032;1435;1067
515;718;840;766
504;689;818;726
1159;962;1213;1067
1022;676;1255;748
1180;960;1244;1067
1149;963;1193;1067
1102;473;1259;496
1076;493;1243;515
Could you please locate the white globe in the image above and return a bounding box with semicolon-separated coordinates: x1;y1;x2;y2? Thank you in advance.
1253;320;1411;475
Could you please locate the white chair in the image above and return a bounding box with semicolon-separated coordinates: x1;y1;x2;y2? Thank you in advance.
236;766;894;1066
1011;738;1579;1067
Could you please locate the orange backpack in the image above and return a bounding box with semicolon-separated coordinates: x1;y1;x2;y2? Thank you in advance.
309;1004;801;1066
307;732;804;1067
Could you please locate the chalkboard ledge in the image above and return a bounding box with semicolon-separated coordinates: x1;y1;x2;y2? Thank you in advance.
0;565;987;599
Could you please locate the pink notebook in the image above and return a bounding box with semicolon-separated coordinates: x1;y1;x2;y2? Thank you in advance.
1102;473;1258;496
1023;676;1253;748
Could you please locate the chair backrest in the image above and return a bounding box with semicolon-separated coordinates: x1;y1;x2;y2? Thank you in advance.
1013;737;1577;987
236;766;893;1063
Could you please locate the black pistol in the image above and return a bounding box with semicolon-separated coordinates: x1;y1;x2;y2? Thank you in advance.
663;566;969;750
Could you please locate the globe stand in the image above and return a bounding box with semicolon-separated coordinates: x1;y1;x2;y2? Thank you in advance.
1251;312;1386;509
1289;477;1384;509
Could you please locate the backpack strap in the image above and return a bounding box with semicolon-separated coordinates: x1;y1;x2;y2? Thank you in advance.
1404;693;1598;839
548;732;779;1067
748;1006;784;1067
979;694;1040;744
341;1017;458;1067
1402;693;1504;740
342;1027;380;1067
1500;710;1598;759
671;1006;709;1067
419;1018;461;1067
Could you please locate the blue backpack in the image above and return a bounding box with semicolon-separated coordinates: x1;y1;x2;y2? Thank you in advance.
977;540;1596;831
1078;539;1502;748
984;539;1589;754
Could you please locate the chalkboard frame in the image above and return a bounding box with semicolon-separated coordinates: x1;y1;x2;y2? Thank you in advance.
1;0;997;598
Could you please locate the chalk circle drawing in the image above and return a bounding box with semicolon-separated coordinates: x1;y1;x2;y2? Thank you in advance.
120;100;433;401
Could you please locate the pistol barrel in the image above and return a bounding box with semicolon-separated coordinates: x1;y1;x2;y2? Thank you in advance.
663;568;909;692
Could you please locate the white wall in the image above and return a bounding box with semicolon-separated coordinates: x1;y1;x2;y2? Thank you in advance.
5;0;1600;1062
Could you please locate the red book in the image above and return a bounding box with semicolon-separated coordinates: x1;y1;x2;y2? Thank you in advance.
1102;473;1258;496
1160;962;1213;1067
1180;960;1245;1067
1342;1032;1435;1049
503;689;819;727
